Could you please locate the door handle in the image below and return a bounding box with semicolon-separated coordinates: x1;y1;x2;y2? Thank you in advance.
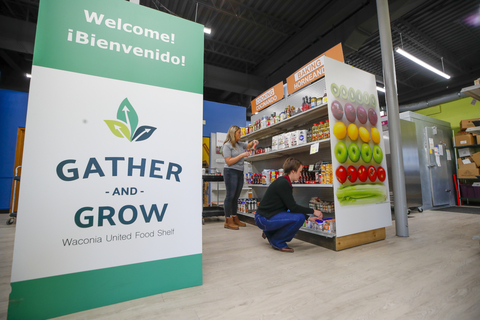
446;189;451;192
427;164;436;168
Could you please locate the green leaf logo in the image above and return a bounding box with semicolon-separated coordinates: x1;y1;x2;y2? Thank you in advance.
105;98;157;142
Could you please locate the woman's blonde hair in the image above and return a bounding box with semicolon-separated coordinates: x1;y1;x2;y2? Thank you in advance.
224;125;241;149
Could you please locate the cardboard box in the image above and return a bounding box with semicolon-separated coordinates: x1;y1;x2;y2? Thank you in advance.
471;152;480;167
455;133;475;146
458;147;476;157
477;135;480;144
460;118;480;130
459;162;477;170
458;157;476;169
458;167;480;179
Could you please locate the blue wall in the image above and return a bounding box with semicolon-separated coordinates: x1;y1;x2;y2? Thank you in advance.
0;89;28;211
203;100;246;137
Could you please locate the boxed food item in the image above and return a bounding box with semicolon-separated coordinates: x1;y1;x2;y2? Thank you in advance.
296;130;307;145
277;134;285;150
271;135;278;151
471;152;480;167
458;167;480;179
455;132;475;146
290;130;298;147
458;147;476;157
283;132;292;148
460;118;480;130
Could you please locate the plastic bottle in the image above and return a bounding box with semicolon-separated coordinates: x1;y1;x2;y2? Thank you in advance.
318;121;325;140
322;88;327;104
307;128;312;143
325;120;330;138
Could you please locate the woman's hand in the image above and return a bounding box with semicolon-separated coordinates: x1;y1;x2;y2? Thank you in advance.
241;151;250;158
313;210;323;220
253;140;259;148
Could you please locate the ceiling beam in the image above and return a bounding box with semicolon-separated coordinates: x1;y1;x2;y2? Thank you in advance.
204;64;267;98
0;15;35;54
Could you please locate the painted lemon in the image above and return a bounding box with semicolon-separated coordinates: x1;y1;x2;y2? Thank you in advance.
348;123;358;141
371;127;381;144
359;126;371;143
333;121;347;140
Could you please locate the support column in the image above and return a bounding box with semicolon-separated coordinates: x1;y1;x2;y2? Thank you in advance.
376;0;409;237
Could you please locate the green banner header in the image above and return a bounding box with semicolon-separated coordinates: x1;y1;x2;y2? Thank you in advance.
34;0;203;94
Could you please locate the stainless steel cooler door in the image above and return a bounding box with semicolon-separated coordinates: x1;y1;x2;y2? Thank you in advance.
424;126;451;206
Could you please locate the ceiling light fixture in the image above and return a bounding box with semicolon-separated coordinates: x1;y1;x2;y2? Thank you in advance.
26;73;31;78
395;47;450;79
376;86;385;93
204;27;211;34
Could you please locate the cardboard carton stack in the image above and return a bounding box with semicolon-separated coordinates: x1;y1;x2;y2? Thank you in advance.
456;118;480;178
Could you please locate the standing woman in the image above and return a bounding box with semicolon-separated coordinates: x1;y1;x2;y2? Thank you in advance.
222;125;258;230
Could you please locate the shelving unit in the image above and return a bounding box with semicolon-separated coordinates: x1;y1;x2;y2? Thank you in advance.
238;56;392;251
452;130;480;205
246;139;331;161
243;102;328;141
249;184;333;188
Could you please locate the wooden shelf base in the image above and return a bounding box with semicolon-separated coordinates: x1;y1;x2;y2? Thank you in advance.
336;228;386;251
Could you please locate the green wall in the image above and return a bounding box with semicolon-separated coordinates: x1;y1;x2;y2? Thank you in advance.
414;97;479;134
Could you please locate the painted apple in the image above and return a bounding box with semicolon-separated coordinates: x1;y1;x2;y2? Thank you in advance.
361;143;372;163
368;108;378;126
334;141;348;163
345;103;356;123
367;166;377;182
348;143;361;162
357;106;367;124
373;145;383;164
331;100;344;120
347;165;357;183
358;165;367;182
378;166;386;182
336;166;347;184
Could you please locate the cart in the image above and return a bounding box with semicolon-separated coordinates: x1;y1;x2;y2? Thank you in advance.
202;168;225;224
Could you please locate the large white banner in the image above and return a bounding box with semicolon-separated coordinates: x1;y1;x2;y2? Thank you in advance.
9;1;204;319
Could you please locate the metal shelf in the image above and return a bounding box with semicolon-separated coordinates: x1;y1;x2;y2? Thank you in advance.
461;84;480;101
241;103;329;141
246;139;331;162
299;226;336;238
248;184;333;188
453;143;480;149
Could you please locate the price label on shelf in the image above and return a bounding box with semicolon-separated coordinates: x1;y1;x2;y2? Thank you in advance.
309;164;314;171
310;142;319;155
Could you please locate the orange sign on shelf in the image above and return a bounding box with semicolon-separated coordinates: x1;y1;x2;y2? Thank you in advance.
286;43;344;95
251;82;284;114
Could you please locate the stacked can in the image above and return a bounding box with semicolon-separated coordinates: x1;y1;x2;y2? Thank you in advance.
237;198;258;214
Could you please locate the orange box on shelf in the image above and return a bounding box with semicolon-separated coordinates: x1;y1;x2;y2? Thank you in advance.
460;118;480;130
471;152;480;167
455;132;475;146
458;167;480;179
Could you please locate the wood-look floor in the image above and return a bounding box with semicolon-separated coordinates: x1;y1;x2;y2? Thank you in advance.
1;209;480;320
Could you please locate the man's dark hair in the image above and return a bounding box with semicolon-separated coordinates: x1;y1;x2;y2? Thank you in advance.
283;157;302;175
